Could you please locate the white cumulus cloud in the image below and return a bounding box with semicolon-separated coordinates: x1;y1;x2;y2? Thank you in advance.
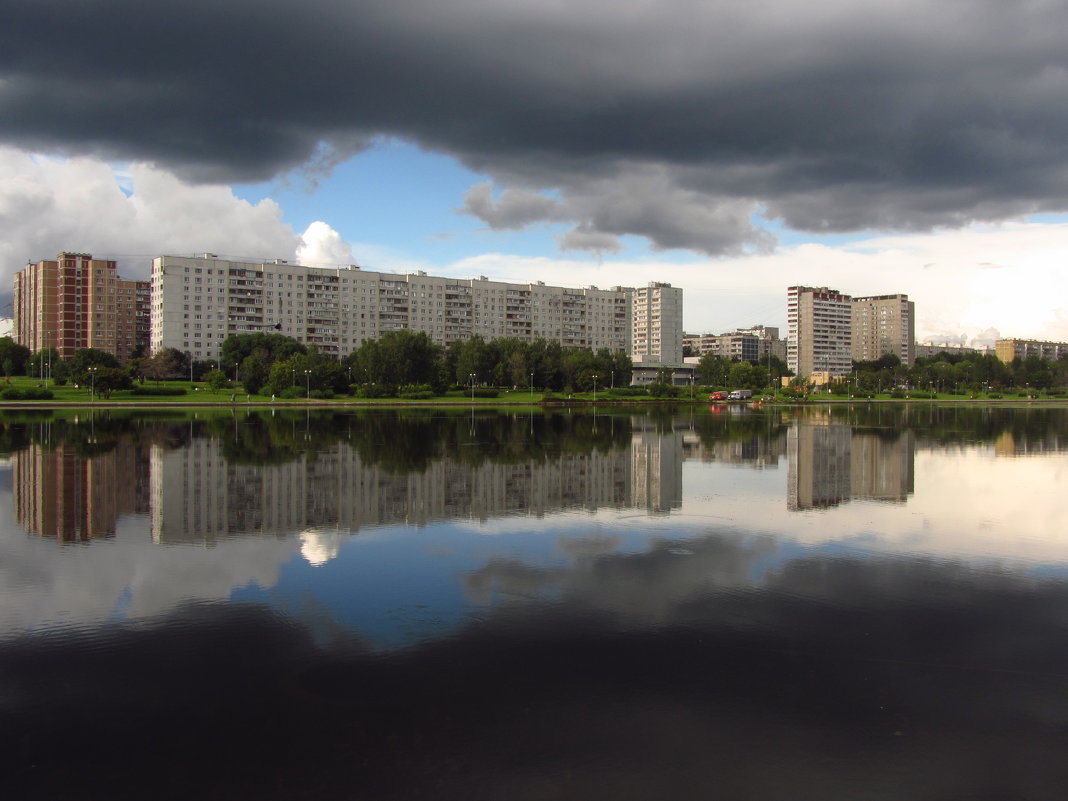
0;148;304;289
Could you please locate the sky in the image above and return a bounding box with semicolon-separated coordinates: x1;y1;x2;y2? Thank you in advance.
3;0;1068;344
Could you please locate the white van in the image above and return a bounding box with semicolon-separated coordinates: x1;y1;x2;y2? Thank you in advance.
728;389;753;400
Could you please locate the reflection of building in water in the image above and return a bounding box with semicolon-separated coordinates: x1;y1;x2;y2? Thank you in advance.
630;419;683;513
787;422;852;510
851;430;915;502
787;421;914;510
13;442;148;542
149;441;635;543
994;430;1068;457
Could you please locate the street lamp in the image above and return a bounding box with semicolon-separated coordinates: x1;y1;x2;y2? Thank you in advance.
469;373;476;403
304;369;311;399
592;373;598;403
88;366;97;399
529;371;534;399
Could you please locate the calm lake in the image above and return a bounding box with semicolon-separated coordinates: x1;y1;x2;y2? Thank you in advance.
1;403;1067;800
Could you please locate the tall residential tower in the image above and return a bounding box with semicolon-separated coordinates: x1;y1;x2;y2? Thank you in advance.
851;294;915;365
13;253;150;361
787;286;853;377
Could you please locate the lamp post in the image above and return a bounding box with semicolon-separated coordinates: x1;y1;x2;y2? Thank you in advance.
304;369;311;399
529;371;534;399
469;373;475;403
89;366;97;400
592;373;598;403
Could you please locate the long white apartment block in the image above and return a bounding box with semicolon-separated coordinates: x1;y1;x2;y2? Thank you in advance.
150;255;681;361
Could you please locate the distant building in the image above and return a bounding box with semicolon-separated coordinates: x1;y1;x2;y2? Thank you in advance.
914;342;992;360
13;252;150;361
787;286;853;377
995;338;1068;364
851;294;915;365
683;325;784;362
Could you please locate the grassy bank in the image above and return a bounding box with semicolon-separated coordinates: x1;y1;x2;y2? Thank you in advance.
0;376;1064;407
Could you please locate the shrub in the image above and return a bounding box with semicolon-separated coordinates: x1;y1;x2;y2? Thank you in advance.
889;388;906;399
357;384;392;399
398;384;435;399
278;386;304;399
471;387;499;398
645;382;679;398
607;386;648;397
131;386;187;396
2;388;54;400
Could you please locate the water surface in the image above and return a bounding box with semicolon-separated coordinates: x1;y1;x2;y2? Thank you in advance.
1;404;1067;799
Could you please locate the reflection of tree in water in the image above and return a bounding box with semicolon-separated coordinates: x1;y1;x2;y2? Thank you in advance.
346;410;634;474
693;406;789;453
1;404;1065;469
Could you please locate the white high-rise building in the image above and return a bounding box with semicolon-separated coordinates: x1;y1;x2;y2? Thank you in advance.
787;285;853;377
631;282;684;364
150;255;686;361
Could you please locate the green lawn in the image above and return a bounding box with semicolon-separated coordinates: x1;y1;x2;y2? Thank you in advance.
0;375;1062;405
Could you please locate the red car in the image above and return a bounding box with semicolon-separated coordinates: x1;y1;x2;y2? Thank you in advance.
708;391;728;400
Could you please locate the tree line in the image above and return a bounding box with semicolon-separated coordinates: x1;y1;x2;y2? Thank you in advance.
3;332;633;398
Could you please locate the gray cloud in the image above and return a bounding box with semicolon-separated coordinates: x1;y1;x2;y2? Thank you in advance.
5;0;1068;254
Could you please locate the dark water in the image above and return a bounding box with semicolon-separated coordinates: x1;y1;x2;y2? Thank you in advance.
1;404;1067;800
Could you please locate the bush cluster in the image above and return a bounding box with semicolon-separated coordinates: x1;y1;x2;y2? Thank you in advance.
1;387;54;400
131;387;187;396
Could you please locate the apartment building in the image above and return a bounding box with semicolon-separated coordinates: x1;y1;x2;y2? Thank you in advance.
787;286;853;377
995;338;1068;364
914;342;992;360
150;254;683;362
851;294;915;365
684;326;784;361
13;253;150;361
631;282;684;363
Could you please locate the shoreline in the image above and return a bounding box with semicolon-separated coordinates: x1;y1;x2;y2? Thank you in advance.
1;396;1066;411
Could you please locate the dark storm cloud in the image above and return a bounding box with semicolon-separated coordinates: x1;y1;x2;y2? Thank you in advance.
5;0;1068;253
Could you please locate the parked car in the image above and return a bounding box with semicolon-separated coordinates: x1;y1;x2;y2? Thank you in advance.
709;391;728;400
728;389;753;400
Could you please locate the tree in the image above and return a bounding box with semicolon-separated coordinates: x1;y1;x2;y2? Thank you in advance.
28;348;61;381
241;353;270;395
346;332;439;392
143;348;184;383
70;348;121;385
0;337;31;376
92;367;132;399
455;335;492;385
220;333;306;374
205;369;229;391
696;353;731;387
